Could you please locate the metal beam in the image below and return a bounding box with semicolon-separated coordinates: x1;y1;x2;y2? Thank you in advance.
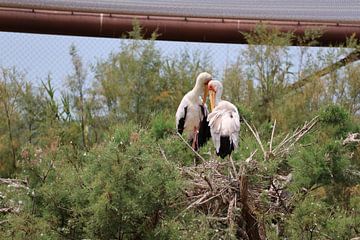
0;7;359;46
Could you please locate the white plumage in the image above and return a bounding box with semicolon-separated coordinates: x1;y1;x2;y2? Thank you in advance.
175;72;212;150
207;80;240;158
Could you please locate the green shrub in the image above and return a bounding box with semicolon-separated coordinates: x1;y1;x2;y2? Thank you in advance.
151;112;174;140
286;196;355;239
319;105;349;126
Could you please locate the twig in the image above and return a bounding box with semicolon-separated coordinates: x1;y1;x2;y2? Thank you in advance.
198;191;226;205
184;192;211;211
207;216;227;221
227;196;236;228
273;116;318;155
241;150;258;176
203;175;214;192
176;132;206;163
270;182;290;213
158;144;170;164
242;118;266;160
229;156;239;180
0;207;20;213
270;120;276;152
0;178;28;190
0;220;9;225
245;150;257;163
343;133;360;145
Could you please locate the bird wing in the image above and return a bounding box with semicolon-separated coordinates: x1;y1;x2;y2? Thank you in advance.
175;96;190;134
229;107;241;148
208;109;225;151
207;101;240;151
198;104;211;147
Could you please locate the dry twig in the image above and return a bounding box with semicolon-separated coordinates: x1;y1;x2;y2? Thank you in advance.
177;132;206;163
343;133;360;145
0;178;28;190
273;116;318;157
243;118;266;160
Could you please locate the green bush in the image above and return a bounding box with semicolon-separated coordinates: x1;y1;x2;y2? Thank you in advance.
319;105;349;126
150;112;174;140
286;196;355;240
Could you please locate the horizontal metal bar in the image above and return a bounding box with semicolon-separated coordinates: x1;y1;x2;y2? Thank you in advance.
0;7;359;46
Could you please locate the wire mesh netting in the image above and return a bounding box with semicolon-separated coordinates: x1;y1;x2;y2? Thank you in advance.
0;31;244;91
1;30;359;115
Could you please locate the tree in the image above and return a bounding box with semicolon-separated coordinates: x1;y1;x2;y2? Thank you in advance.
242;24;293;123
0;68;23;171
67;44;88;149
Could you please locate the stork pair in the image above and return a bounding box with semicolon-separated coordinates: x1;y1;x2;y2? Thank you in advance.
176;72;240;159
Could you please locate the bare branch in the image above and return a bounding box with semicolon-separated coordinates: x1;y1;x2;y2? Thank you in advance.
270;120;276;152
343;133;360;145
0;178;28;190
243;118;266;160
0;206;20;213
273;116;318;156
176;132;206;163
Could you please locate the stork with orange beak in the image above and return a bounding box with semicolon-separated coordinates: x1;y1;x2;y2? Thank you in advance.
176;72;212;150
207;80;240;158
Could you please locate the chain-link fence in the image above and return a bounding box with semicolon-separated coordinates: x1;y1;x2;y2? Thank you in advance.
2;30;359;115
0;31;245;90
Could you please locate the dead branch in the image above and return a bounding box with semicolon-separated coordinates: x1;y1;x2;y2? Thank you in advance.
343;133;360;145
0;178;28;190
177;132;206;163
158;144;170;164
0;220;9;225
243;118;266;160
227;196;236;229
270;120;276;152
273;116;318;157
0;206;20;213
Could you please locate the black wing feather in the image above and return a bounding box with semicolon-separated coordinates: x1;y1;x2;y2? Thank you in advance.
217;136;234;159
177;106;187;134
198;105;211;148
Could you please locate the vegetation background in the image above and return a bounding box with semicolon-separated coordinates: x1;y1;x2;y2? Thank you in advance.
0;24;359;239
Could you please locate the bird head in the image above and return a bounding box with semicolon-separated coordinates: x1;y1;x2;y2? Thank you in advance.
208;80;223;111
196;72;212;104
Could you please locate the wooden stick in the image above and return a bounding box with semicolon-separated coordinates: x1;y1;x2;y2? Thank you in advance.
0;178;28;190
270;120;276;153
229;156;239;180
158;144;170;164
242;118;266;160
176;132;206;163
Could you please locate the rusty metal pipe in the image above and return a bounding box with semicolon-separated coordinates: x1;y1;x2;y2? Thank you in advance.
0;7;359;46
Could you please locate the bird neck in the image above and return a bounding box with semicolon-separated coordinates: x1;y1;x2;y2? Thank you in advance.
215;88;223;106
192;81;204;96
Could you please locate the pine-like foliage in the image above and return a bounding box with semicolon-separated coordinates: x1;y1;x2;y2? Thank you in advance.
0;24;359;239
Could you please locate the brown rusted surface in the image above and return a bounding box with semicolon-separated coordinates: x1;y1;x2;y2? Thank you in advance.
0;7;359;46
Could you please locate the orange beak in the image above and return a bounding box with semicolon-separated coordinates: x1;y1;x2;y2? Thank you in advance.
209;90;216;112
202;85;208;105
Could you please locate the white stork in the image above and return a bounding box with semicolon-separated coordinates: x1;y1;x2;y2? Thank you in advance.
176;72;212;150
207;80;240;158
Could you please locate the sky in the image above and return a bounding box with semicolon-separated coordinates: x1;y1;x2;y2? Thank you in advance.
0;31;245;90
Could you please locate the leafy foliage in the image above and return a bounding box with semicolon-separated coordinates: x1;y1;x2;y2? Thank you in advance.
0;24;359;239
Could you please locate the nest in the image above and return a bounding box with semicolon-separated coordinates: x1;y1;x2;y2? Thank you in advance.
175;116;319;239
180;158;264;240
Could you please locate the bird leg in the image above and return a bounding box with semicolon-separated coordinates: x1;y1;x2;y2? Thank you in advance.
192;127;199;150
